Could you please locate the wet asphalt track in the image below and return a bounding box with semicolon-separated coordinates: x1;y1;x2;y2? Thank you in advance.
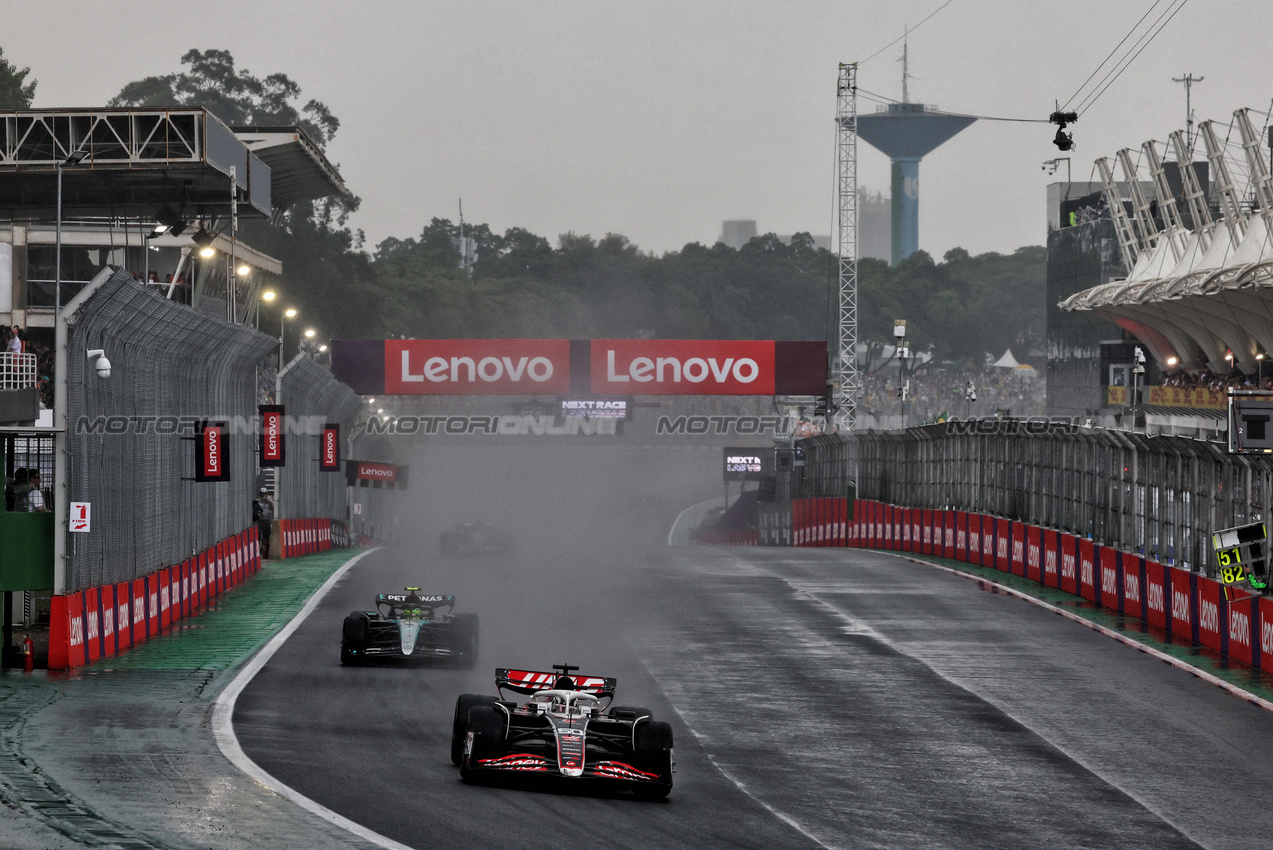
233;542;1273;850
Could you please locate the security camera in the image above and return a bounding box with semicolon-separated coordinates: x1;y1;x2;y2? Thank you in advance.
86;349;112;379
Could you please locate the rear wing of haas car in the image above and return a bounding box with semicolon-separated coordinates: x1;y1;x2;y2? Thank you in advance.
497;668;617;699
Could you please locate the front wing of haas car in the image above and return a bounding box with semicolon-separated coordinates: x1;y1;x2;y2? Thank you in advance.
453;667;673;799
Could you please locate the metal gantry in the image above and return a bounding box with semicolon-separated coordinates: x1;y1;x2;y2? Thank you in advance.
834;62;860;433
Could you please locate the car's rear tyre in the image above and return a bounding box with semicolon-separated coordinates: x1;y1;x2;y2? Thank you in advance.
451;613;479;669
451;693;498;765
460;706;505;782
340;614;368;666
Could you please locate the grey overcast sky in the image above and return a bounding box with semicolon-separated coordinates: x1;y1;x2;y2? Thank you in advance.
3;1;1270;258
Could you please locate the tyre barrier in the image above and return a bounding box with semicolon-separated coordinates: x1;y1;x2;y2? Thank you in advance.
276;518;336;559
838;499;1271;674
47;526;263;670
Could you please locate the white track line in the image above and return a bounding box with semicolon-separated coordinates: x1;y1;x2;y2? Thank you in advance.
211;549;415;850
895;552;1273;713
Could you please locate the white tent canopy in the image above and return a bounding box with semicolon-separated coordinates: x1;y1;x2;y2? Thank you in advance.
992;349;1019;368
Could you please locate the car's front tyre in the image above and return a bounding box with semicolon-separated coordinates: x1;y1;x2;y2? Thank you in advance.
451;693;498;765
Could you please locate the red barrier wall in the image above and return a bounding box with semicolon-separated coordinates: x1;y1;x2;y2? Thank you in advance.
955;512;968;561
1122;554;1145;621
1144;560;1168;629
1010;522;1026;576
47;527;266;670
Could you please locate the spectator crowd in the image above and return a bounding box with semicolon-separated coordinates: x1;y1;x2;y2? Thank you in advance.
862;365;1046;423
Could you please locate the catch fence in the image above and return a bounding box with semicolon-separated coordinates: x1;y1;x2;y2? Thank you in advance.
65;269;276;591
802;426;1272;575
275;353;362;521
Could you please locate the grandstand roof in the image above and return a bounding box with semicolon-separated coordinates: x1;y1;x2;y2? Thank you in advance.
0;108;349;222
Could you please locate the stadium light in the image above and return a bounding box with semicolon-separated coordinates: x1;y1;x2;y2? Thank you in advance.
304;328;316;339
236;264;251;276
279;308;298;370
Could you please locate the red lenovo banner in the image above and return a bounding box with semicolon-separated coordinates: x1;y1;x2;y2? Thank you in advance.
321;424;340;471
196;421;230;482
1197;576;1223;653
1078;539;1097;601
1228;594;1257;667
592;340;774;395
1099;547;1120;611
1042;530;1059;588
1060;534;1078;594
1026;526;1041;582
259;405;285;467
386;339;571;395
1144;560;1169;629
333;338;827;396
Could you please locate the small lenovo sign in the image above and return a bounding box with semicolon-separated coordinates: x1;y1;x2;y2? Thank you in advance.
321;424;340;471
196;421;230;482
259;405;285;467
345;460;409;490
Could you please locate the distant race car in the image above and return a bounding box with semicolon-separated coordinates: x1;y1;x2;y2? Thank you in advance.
340;589;478;667
452;664;674;799
439;522;514;557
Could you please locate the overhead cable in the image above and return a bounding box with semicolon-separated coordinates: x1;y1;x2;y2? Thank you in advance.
858;0;957;67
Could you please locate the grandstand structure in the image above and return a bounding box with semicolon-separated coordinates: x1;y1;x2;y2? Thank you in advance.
1057;108;1273;428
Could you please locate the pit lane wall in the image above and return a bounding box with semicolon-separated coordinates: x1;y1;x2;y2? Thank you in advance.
49;528;260;669
786;498;1271;673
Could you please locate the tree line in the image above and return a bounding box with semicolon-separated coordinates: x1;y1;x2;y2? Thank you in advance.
2;47;1044;367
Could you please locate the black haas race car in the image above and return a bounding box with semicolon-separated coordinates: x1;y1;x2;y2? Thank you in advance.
452;664;674;799
340;589;478;667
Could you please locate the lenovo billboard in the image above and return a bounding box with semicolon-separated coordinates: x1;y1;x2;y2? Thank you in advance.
332;339;825;397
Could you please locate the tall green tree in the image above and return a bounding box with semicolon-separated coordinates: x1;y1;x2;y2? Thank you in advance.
0;47;36;108
109;49;337;145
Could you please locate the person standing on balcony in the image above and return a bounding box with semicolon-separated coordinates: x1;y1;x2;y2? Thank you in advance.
7;326;20;355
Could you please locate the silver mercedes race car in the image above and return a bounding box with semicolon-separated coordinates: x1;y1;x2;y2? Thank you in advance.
452;664;674;799
340;589;478;667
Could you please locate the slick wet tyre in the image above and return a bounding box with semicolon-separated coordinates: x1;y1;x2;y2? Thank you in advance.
452;694;498;765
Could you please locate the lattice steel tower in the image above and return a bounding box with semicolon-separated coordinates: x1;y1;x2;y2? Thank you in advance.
833;63;862;432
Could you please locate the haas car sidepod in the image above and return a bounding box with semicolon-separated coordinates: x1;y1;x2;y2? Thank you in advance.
453;664;674;799
340;589;478;666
